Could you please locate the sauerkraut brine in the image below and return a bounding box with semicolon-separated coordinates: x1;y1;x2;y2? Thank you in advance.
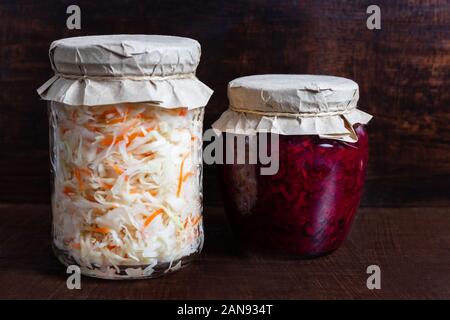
49;102;204;278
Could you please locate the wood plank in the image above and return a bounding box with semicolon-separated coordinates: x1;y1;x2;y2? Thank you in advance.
0;204;448;299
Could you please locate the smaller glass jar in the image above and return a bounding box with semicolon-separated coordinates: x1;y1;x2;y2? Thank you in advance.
213;75;373;257
38;35;213;279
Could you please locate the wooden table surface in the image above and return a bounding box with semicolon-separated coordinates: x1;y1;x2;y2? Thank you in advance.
0;204;449;300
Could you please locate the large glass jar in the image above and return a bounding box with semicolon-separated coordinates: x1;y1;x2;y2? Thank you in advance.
212;75;372;257
38;35;212;278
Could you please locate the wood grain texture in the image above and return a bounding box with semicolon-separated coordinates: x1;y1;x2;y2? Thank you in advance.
0;204;448;299
0;0;449;205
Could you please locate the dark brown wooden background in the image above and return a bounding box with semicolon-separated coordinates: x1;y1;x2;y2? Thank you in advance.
0;0;449;207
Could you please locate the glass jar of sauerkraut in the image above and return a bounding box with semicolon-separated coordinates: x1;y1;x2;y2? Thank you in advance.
212;75;372;257
38;35;213;279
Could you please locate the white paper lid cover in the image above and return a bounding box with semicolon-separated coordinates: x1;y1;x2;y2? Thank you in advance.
212;74;372;142
37;35;213;107
50;34;201;77
228;74;359;114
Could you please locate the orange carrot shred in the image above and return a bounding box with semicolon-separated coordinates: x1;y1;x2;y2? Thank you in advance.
192;215;202;226
143;208;164;228
141;152;155;158
182;172;193;182
126;131;146;146
63;186;74;195
85;194;96;202
80;167;92;175
176;154;189;197
101;136;115;146
91;227;110;234
71;243;81;250
106;117;126;124
103;183;113;190
85;124;99;132
100;109;117;118
74;168;83;192
110;163;124;175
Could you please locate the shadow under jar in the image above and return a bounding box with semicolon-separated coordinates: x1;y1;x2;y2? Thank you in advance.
38;35;213;279
213;75;373;257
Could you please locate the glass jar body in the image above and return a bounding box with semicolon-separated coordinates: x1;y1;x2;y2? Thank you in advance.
220;125;368;257
49;102;204;279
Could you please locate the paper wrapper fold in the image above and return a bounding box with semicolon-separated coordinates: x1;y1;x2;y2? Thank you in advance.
212;108;373;143
37;75;213;108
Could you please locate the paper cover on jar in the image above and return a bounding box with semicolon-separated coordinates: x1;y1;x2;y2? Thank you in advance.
37;35;213;108
212;74;373;142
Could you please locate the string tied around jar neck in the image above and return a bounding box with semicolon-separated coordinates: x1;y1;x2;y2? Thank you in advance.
53;72;197;81
228;104;356;118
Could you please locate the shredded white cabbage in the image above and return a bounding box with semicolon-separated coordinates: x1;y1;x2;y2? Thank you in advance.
49;102;204;279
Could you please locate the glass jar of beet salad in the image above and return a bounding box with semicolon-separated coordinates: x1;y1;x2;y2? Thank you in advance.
212;75;373;257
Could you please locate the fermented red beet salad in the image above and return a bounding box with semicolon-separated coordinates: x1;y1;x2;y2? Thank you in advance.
220;125;368;257
213;74;373;257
